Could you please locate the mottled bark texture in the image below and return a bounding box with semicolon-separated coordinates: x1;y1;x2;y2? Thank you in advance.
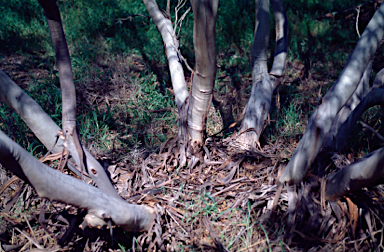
188;0;219;151
323;62;376;152
238;0;288;147
280;3;384;184
0;130;154;231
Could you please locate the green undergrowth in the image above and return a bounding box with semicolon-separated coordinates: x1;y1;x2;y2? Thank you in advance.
1;0;380;159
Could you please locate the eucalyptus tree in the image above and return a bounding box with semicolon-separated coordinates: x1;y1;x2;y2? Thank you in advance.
237;0;288;148
144;0;219;164
279;2;384;200
145;0;288;162
0;0;154;231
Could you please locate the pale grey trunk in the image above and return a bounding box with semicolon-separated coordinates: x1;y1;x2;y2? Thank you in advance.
326;71;384;154
325;146;384;200
143;0;189;109
144;0;190;165
38;0;85;179
280;3;384;184
323;61;372;151
0;70;120;199
238;0;287;147
270;0;288;76
0;130;154;231
325;82;384;200
188;0;219;150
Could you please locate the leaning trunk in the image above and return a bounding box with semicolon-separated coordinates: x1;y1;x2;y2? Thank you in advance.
143;0;190;165
325;146;384;200
280;2;384;184
38;0;85;181
0;130;154;231
323;62;373;151
0;70;120;199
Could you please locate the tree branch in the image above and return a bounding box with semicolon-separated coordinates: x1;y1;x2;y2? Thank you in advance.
0;70;120;199
0;130;154;231
280;3;384;184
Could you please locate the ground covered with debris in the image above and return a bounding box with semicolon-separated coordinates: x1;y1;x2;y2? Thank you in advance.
2;134;384;251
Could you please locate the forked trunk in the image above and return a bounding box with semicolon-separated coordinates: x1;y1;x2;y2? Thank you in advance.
280;2;384;184
323;69;384;200
0;130;154;231
238;0;287;147
0;70;120;199
323;61;373;151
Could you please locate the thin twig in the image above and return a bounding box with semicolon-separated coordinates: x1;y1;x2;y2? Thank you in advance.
166;209;188;235
15;227;43;250
360;121;384;142
23;214;36;240
102;14;150;24
356;6;361;38
0;176;18;195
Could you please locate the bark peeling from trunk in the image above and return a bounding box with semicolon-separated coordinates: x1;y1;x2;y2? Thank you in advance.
187;0;219;152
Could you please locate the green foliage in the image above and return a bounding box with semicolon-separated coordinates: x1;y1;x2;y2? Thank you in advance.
286;0;362;75
278;101;305;138
0;103;44;156
124;73;177;148
0;0;49;53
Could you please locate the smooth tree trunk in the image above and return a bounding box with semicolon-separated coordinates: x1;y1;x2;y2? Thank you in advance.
143;0;189;110
270;0;288;77
188;0;219;152
325;146;384;200
322;68;384;199
280;3;384;184
324;87;384;199
323;62;373;151
143;0;190;165
38;0;85;180
237;0;288;147
0;130;154;231
0;70;120;199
